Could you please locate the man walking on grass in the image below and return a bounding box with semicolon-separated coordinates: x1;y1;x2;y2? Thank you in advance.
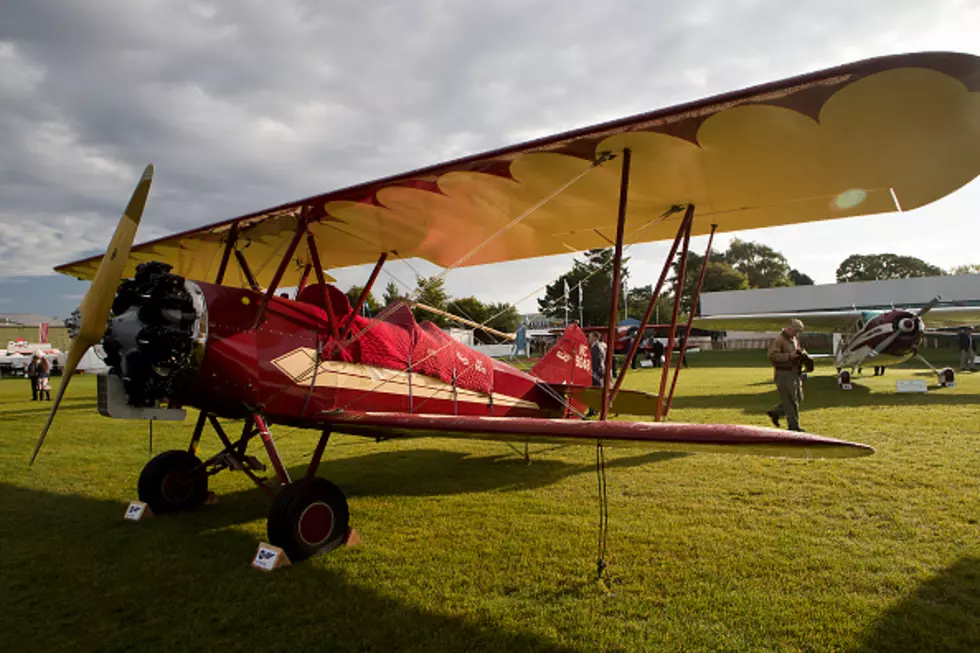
766;318;806;432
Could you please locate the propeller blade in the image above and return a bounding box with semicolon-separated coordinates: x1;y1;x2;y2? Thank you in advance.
916;296;941;318
76;164;153;344
30;164;153;465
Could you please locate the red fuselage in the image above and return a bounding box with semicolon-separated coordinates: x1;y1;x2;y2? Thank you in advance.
176;282;566;426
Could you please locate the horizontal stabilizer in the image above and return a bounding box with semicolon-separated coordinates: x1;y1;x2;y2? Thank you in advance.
549;384;658;417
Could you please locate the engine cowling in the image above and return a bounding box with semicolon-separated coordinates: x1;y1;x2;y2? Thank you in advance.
896;316;918;333
102;262;208;407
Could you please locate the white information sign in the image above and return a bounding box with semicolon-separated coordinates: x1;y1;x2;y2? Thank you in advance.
123;501;151;521
896;379;928;393
252;543;290;571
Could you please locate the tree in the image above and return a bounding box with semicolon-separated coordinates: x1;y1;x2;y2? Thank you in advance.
446;296;495;342
836;254;945;283
625;284;675;324
447;296;489;325
382;280;404;306
345;285;380;315
537;249;630;326
671;251;749;312
538;240;804;325
949;264;980;275
483;302;521;338
411;276;450;326
726;238;793;288
789;269;814;286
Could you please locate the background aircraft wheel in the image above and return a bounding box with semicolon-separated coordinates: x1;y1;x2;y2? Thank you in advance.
267;478;349;562
138;450;209;514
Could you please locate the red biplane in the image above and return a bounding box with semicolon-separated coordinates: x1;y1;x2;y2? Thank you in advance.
33;52;980;563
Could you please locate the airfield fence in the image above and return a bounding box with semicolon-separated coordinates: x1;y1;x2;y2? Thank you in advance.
711;334;957;351
711;334;832;350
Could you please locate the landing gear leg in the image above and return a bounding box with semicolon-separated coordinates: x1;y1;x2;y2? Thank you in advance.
917;354;956;388
259;424;352;561
138;450;209;514
168;414;355;562
267;478;350;562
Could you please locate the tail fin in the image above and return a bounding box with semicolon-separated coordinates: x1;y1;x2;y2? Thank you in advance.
531;324;593;386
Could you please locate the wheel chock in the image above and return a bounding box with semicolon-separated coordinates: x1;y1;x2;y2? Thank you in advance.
252;542;291;571
343;527;361;547
123;501;153;521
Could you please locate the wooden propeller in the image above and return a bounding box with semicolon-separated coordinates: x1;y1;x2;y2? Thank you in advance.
30;165;154;465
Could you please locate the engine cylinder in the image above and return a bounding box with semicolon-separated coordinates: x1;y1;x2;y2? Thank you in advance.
102;262;208;407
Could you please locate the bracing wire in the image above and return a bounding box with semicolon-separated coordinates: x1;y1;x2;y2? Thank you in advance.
258;149;686;428
317;155;618;414
328;200;686;417
481;203;685;327
335;152;615;353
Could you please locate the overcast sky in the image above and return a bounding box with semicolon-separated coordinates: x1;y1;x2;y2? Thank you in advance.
1;0;978;319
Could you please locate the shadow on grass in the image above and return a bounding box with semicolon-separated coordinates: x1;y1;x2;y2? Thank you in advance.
0;401;95;418
669;375;980;414
0;481;576;652
853;556;980;653
83;448;687;542
295;448;687;499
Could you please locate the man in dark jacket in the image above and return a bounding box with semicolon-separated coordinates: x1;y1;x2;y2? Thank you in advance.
959;327;976;371
651;339;664;368
766;319;805;431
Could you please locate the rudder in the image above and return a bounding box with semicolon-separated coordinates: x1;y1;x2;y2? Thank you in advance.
531;324;594;387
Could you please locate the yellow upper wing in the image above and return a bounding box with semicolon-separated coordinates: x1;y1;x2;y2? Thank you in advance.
57;52;980;288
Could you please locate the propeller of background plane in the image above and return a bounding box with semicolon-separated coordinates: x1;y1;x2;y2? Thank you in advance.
852;296;940;370
30;165;154;464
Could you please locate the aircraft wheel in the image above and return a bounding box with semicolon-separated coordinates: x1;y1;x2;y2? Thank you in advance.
938;367;956;387
267;478;350;562
138;450;209;514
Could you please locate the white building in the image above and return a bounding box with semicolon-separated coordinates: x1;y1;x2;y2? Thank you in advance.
701;274;980;316
699;274;980;350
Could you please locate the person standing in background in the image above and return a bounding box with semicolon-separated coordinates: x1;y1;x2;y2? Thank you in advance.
766;319;806;432
959;327;976;371
27;351;51;401
652;339;664;368
589;332;607;388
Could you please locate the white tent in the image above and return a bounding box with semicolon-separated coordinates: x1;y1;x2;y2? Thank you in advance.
78;345;109;374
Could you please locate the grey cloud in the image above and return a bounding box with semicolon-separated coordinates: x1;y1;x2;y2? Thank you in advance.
0;0;977;301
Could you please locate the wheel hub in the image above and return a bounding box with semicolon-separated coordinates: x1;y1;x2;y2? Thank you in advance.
298;502;335;547
161;470;195;504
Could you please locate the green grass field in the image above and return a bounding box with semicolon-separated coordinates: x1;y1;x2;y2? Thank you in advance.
1;351;978;652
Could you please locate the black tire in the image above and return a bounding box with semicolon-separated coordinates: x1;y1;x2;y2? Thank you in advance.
138;450;209;514
267;478;350;562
